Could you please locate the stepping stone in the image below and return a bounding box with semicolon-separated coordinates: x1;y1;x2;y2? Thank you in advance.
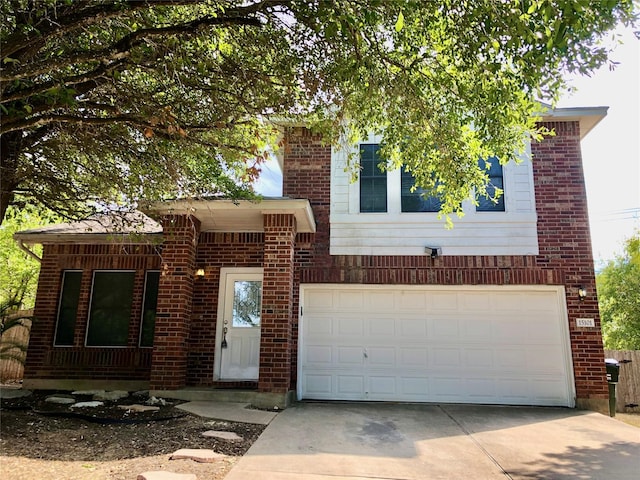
118;404;160;413
137;472;196;480
94;390;129;401
0;388;32;399
72;389;105;396
202;430;243;441
45;395;76;404
71;401;104;408
170;448;226;463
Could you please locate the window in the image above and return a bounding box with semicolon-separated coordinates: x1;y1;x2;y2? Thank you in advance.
54;270;82;346
359;144;387;212
232;280;262;327
401;169;442;212
476;157;505;212
139;271;160;347
86;271;135;347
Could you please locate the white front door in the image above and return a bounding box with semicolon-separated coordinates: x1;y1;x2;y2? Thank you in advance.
216;269;263;380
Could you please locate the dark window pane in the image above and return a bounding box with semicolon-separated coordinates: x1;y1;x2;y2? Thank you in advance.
86;271;134;347
476;157;505;212
360;144;387;212
54;271;82;346
140;271;160;347
401;169;441;212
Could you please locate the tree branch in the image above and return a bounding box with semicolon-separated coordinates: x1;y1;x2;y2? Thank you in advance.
1;1;200;60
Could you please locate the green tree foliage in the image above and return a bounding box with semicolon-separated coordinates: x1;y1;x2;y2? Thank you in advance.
1;1;637;223
597;232;640;349
0;205;56;309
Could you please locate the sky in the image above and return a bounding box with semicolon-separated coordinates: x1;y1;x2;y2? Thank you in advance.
254;25;640;264
557;25;639;265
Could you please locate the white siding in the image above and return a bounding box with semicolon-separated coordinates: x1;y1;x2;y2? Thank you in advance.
330;135;539;256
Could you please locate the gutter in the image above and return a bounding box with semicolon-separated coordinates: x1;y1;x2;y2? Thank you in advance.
17;239;42;263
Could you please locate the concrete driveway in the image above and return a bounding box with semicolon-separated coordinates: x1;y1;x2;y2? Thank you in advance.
225;402;639;480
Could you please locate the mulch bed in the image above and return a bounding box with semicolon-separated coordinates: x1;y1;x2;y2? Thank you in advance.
0;390;266;480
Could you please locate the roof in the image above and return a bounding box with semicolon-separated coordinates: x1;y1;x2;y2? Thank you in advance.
145;197;316;233
13;211;162;245
540;105;608;139
14;198;316;245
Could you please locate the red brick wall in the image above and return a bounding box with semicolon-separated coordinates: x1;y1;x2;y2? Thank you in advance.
259;213;296;393
150;215;200;389
532;121;607;403
188;232;264;387
25;244;161;381
283;124;607;404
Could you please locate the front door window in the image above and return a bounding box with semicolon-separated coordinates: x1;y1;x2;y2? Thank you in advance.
217;270;263;380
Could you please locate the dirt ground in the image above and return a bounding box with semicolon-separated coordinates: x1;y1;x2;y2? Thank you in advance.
614;412;640;428
0;391;266;480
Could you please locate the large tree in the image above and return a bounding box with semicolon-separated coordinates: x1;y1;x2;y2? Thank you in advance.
1;0;637;224
597;232;640;350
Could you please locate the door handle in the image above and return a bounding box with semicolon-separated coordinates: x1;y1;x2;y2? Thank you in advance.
363;348;368;359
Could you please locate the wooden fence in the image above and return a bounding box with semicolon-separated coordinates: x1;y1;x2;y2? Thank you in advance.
604;350;640;413
0;310;32;383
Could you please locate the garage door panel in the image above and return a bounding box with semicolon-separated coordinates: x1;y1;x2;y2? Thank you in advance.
306;290;334;310
432;348;462;368
300;285;573;407
400;348;428;367
399;318;428;337
306;314;333;335
336;316;364;336
400;377;430;396
368;317;396;336
304;374;333;395
337;346;365;365
337;291;365;310
369;376;396;395
337;375;365;395
430;317;460;338
431;292;459;311
398;291;427;310
367;347;396;366
306;345;333;364
370;291;396;310
465;348;494;368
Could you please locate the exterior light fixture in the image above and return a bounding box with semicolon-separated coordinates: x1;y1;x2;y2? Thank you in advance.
424;246;442;259
195;268;205;278
578;286;587;301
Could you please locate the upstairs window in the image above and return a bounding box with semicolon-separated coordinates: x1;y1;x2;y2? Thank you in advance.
86;271;135;347
54;270;82;346
401;169;442;212
476;157;505;212
359;144;387;212
139;271;160;347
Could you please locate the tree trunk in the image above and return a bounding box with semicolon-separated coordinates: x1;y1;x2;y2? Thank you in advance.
0;132;21;225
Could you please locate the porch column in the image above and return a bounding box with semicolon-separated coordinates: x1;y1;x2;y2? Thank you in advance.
150;214;200;390
259;213;296;393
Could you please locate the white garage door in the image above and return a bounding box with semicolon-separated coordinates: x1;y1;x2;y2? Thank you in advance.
299;285;574;407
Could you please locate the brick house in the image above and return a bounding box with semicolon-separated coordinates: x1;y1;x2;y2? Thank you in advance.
15;106;610;413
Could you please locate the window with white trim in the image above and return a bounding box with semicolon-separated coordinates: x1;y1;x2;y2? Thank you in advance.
476;157;505;212
401;168;442;212
359;144;387;212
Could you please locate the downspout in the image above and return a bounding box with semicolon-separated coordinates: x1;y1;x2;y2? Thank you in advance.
17;239;42;263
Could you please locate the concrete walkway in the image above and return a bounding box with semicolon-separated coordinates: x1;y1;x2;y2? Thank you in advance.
225;402;640;480
176;401;277;425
